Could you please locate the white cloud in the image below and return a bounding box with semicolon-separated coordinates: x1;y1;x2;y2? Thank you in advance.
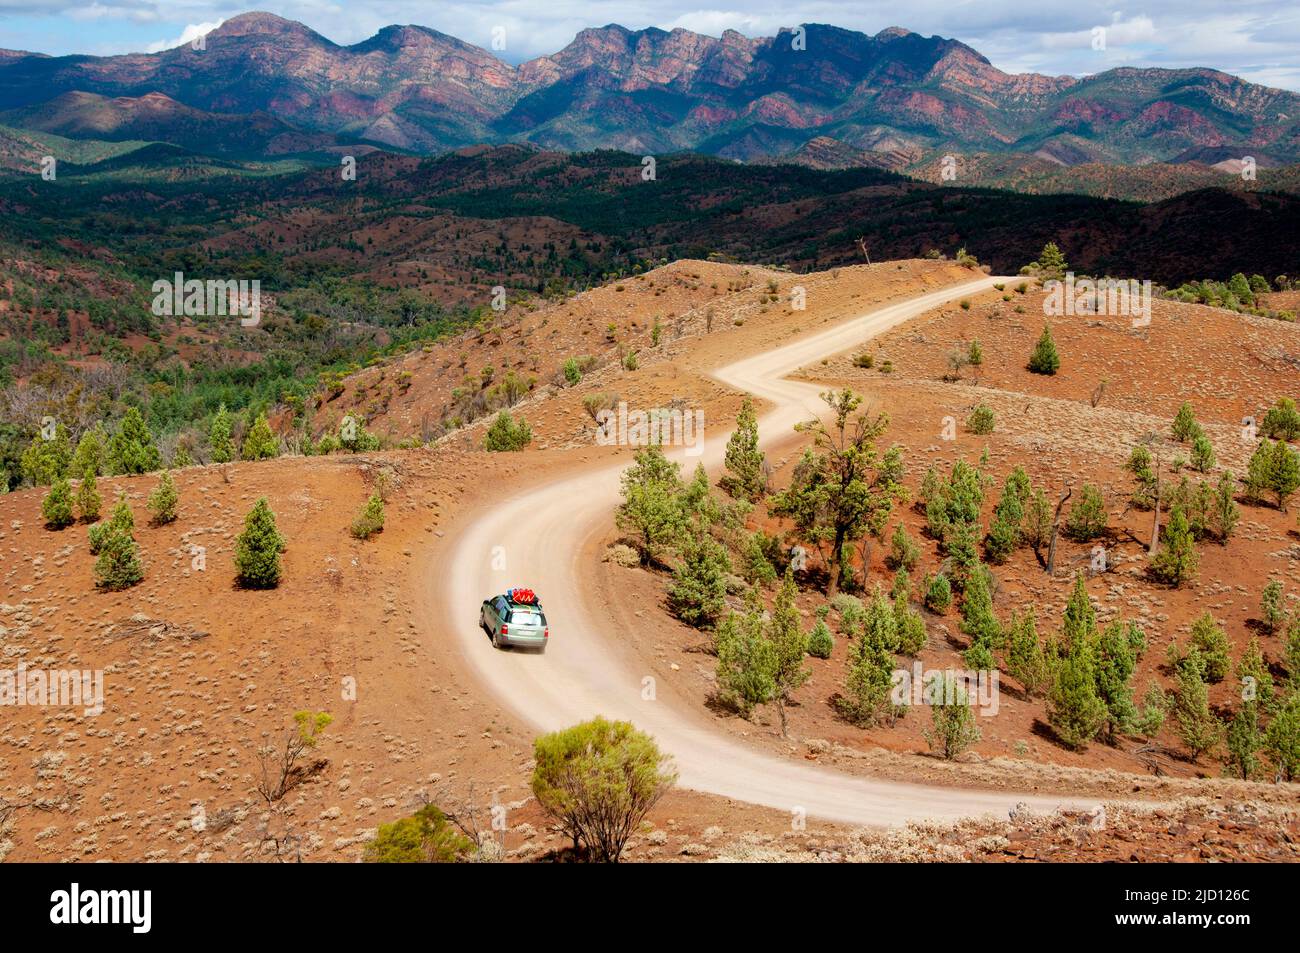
145;19;224;53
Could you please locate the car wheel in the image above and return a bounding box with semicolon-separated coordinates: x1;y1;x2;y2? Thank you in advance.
492;630;504;650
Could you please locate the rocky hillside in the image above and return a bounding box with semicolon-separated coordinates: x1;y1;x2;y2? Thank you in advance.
1;12;1297;165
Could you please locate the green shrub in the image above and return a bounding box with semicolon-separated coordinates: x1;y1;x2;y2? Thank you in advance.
885;523;919;571
350;493;385;539
94;528;143;590
364;804;475;863
807;620;834;659
531;717;677;862
1065;484;1107;541
966;404;995;435
563;356;582;385
484;411;532;452
1261;397;1300;441
924;573;952;613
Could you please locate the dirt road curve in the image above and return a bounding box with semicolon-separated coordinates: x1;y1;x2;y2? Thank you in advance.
437;275;1094;825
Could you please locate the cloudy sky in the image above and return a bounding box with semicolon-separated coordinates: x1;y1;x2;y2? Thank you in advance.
2;1;1298;90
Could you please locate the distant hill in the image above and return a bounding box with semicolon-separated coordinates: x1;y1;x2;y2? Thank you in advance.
0;10;1297;176
0;90;350;160
901;151;1300;201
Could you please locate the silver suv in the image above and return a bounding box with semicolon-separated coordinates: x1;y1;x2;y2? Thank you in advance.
480;589;549;652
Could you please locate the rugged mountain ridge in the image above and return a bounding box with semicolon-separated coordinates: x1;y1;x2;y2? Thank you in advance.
1;11;1297;165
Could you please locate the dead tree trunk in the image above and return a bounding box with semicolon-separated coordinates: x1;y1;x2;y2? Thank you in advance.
1148;450;1164;556
1045;485;1073;574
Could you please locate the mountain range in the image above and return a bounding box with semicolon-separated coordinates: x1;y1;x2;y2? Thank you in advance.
1;11;1298;168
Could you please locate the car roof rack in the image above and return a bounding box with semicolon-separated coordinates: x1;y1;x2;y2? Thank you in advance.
506;587;540;607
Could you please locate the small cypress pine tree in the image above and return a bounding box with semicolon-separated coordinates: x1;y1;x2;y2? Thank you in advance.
667;536;730;628
108;407;161;474
147;470;179;525
1171;401;1200;442
984;475;1025;564
960;563;1000;648
1190;434;1216;473
75;468;101;523
241;412;280;461
923;675;981;760
1150;505;1199;586
835;592;900;726
71;424;107;478
209;404;235;463
1031;242;1069;281
234;497;285;588
20;423;71;486
807;619;834;659
1047;641;1106;750
722;397;766;501
1209;470;1240;540
1265;693;1300;781
42;477;75;529
1223;701;1262;780
1027;325;1060;375
1004;609;1050;696
94;527;144;590
1235;635;1274;709
769;570;810;736
1172;661;1223;761
923;573;952;613
1093;621;1138;742
89;495;134;554
714;598;777;718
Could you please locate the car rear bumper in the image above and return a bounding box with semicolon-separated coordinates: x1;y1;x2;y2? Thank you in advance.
501;631;546;648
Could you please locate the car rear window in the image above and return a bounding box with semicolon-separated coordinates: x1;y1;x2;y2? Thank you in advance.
508;609;545;625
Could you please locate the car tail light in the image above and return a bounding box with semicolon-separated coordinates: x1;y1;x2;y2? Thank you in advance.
500;624;509;635
544;628;549;639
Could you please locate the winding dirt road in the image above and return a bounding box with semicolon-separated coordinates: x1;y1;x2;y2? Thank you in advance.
435;274;1093;825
